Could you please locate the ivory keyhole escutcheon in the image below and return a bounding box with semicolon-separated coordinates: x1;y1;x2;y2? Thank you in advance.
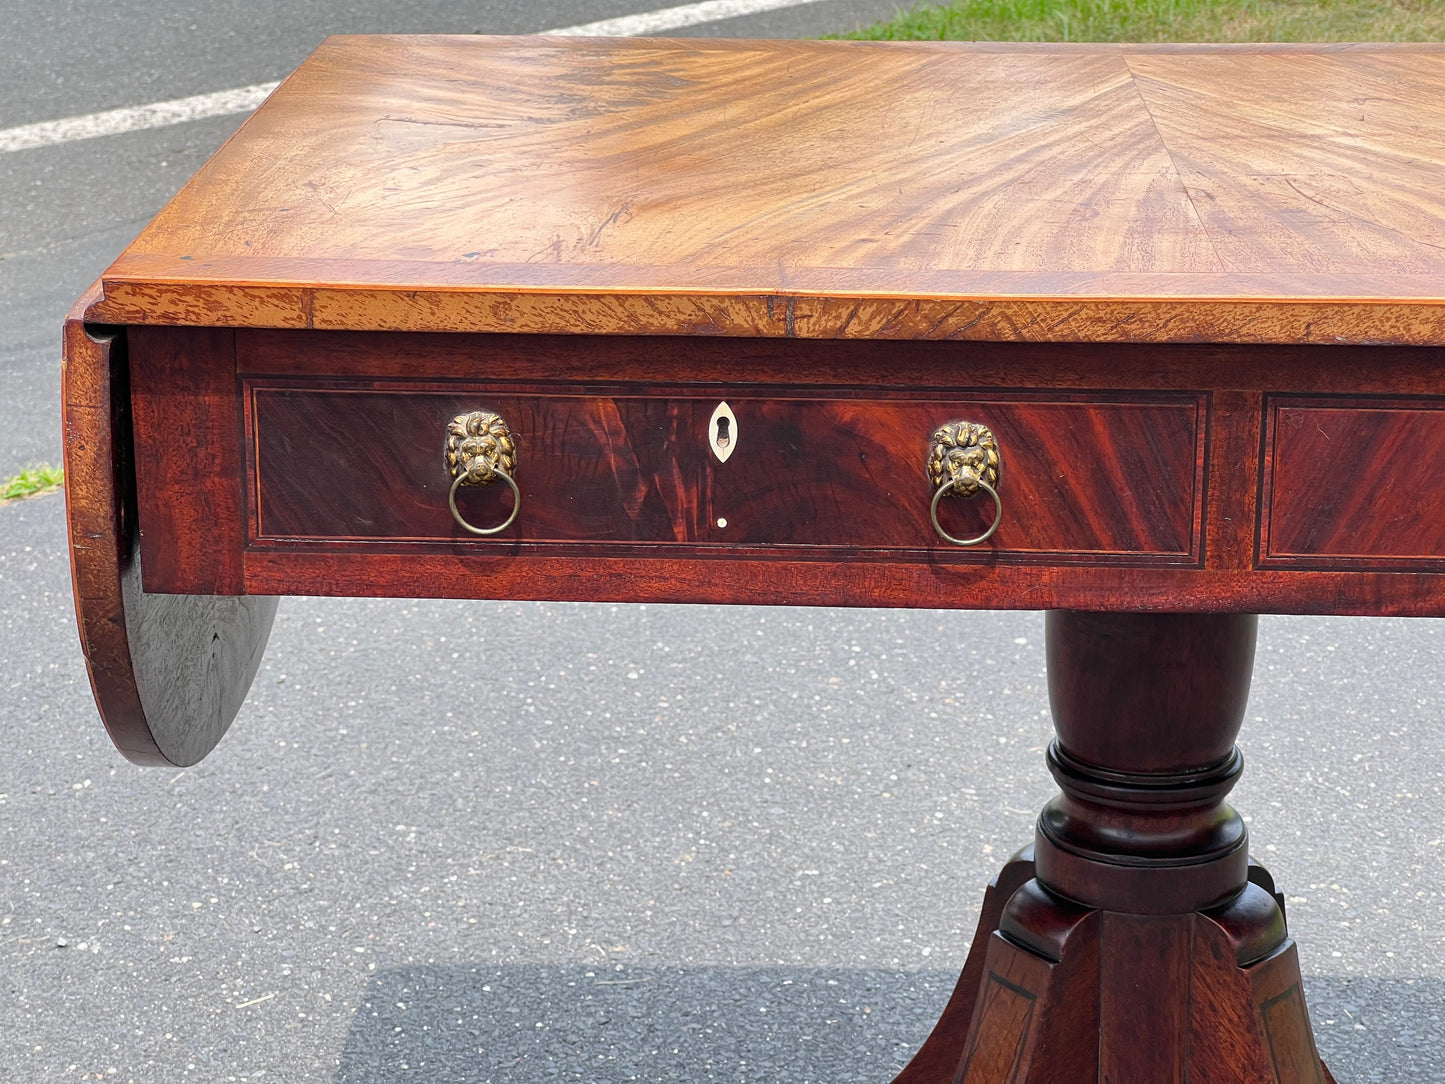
709;402;737;463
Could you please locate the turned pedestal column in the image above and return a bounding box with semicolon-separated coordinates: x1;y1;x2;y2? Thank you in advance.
896;612;1334;1084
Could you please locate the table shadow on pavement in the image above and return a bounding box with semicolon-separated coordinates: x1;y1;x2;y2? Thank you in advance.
333;964;950;1083
1307;975;1444;1084
331;965;1442;1083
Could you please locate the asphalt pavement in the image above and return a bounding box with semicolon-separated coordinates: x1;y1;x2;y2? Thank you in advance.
3;3;1444;1081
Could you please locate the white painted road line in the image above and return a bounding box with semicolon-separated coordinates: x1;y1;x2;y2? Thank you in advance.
0;83;282;154
0;0;836;154
553;0;832;36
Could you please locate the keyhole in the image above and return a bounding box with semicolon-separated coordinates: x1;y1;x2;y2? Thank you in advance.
708;401;737;463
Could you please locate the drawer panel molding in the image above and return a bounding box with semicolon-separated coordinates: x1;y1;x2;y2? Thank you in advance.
1262;395;1445;569
246;380;1207;565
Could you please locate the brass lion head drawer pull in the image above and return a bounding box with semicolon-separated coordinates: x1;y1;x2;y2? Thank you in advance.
445;410;520;535
927;420;1002;546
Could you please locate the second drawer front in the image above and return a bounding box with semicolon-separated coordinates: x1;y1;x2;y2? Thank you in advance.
1264;396;1445;567
248;383;1204;562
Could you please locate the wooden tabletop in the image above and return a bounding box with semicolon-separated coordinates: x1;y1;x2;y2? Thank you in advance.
89;37;1445;345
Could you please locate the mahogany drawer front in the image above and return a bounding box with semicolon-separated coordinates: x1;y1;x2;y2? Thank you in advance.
245;380;1205;563
1263;396;1445;569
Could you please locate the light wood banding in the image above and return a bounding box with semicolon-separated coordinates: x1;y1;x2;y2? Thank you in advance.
87;38;1445;346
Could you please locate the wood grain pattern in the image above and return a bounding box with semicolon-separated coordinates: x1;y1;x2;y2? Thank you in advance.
86;38;1445;345
247;382;1203;558
956;969;1038;1084
1263;397;1445;566
128;326;248;595
62;286;277;766
1098;914;1189;1084
231;552;1445;616
1188;925;1331;1084
138;326;1445;614
1260;985;1330;1084
1204;388;1263;572
1127;51;1445;276
946;900;1335;1084
956;902;1101;1084
235;329;1445;396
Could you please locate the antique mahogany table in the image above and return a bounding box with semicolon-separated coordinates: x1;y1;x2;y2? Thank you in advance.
62;36;1445;1083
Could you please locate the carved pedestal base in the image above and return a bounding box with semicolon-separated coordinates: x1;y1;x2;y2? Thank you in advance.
896;851;1335;1084
893;612;1336;1084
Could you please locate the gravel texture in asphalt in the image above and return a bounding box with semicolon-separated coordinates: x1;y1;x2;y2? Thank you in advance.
3;2;1444;1080
3;492;1444;1080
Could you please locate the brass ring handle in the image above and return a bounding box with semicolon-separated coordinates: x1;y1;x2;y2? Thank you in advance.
448;467;521;535
927;420;1002;547
445;410;520;536
930;475;1003;546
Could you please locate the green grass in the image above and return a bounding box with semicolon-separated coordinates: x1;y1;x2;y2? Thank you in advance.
837;0;1445;42
1;464;64;503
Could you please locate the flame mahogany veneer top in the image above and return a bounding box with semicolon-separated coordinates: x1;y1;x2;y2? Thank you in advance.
90;37;1445;345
